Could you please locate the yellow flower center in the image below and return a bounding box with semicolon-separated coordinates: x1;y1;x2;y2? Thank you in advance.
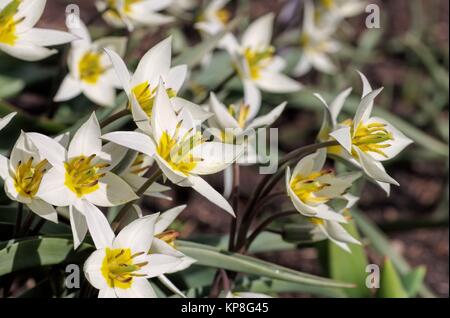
320;0;335;10
352;122;394;158
155;230;179;248
228;103;251;129
300;32;330;54
106;0;141;17
64;155;109;198
78;52;105;84
101;248;147;289
14;157;48;199
290;169;334;206
131;82;177;118
243;47;275;80
0;0;21;45
215;8;231;24
309;217;325;226
157;123;204;175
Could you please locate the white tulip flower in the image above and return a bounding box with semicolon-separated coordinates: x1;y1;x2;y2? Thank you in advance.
27;113;138;248
286;149;361;222
294;0;341;76
315;0;366;27
316;72;413;195
227;13;302;109
103;81;243;216
309;193;361;253
0;132;58;223
0;112;16;131
0;0;75;61
95;0;174;31
105;37;210;134
83;213;188;298
54;15;127;108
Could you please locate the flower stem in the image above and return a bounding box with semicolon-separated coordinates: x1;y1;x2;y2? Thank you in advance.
111;168;163;232
228;163;240;250
99;109;130;129
13;203;23;238
235;140;338;250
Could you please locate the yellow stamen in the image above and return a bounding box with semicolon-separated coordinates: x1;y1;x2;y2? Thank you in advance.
157;124;204;175
0;0;21;45
101;248;147;289
64;155;109;197
131;82;177;118
78;52;105;84
156;230;180;248
243;46;275;80
215;9;231;24
352;122;394;158
290;170;335;206
14;158;48;199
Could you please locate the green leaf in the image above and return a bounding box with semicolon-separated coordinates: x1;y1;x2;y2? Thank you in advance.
0;238;93;277
352;210;436;298
177;240;353;289
327;215;371;297
402;266;426;297
173;18;240;68
377;258;408;298
0;75;25;99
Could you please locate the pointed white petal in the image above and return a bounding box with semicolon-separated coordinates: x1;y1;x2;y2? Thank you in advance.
37;167;77;206
70;205;88;249
209;93;239;129
247;102;286;130
256;71;302;93
113;213;159;252
54;75;82;102
242;13;274;50
243;79;262;120
330;126;352;154
354;148;399;185
104;48;132;93
83;248;108;290
154;205;186;234
141;254;184;278
329;87;352;124
158;275;186;298
82;83;116;108
167;65;187;92
0;42;57;61
151;81;178;141
19;28;76;47
26;133;66;169
191;142;242;175
0;155;9;180
68;113;102;158
189;175;235;216
353;88;383;127
102;131;156;157
115;278;156;298
27;199;58;223
0;112;17;131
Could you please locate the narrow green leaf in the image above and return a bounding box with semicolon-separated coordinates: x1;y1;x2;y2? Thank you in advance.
177;240;353;289
402;266;427;297
377;258;408;298
328;216;371;297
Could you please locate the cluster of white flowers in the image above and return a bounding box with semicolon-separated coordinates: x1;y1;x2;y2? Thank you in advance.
0;0;413;298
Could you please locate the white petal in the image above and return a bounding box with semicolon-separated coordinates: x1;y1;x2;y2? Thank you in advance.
102;131;156;157
353;88;383;127
15;0;46;31
171;97;212;125
19;28;76;47
329;87;352;124
82;82;116;108
85;172;138;207
26;133;66;169
98;287;117;298
330;126;352;154
67;14;91;47
191;142;242;175
209;93;239;129
113;213;159;252
70;205;88;249
293;57;312;77
242;13;274;50
141;254;184;278
189;175;235;217
68;113;102;158
54;75;82;102
83;248;108;290
354;148;399;185
0;112;17;131
292;152;317;177
0;42;57;61
154;154;191;186
27;199;58;223
74;200;115;249
128;12;174;27
0;155;9;180
310;53;337;74
243;79;261;120
37;167;77;207
104;48;132;93
132;37;172;88
256;71;302;93
115;278;156;298
167;65;187;92
158;275;186;298
247;102;286;130
154;205;186;234
151;81;178;142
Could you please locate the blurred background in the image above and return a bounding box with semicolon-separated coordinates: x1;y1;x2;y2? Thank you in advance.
0;0;448;297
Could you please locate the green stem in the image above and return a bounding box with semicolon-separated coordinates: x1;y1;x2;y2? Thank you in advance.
13;203;24;238
99;109;130;129
111;168;163;232
228;163;240;250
